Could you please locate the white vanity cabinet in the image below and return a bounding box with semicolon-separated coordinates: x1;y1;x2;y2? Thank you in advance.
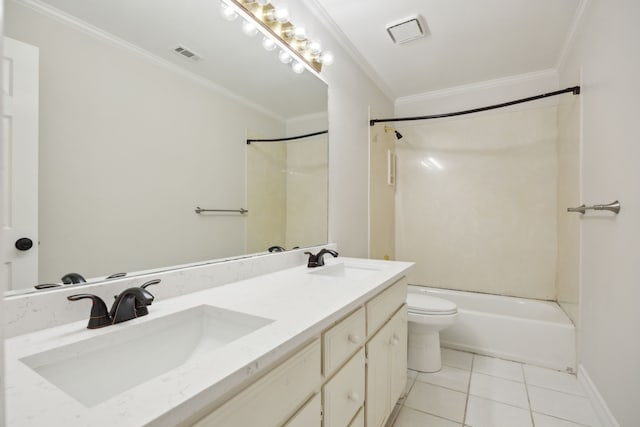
365;306;408;427
192;339;321;427
190;276;408;427
365;280;408;427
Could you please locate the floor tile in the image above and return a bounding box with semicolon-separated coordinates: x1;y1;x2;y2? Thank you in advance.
523;365;585;396
441;348;473;370
404;381;467;423
465;395;533;427
469;372;529;408
393;406;462;427
416;365;471;392
533;412;591;427
472;355;524;382
528;385;600;426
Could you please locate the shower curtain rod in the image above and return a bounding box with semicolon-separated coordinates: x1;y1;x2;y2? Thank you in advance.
369;86;581;126
246;130;328;144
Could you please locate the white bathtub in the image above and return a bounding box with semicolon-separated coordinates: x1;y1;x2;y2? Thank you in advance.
408;285;576;372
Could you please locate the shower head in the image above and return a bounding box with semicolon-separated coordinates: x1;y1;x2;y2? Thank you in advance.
384;125;404;141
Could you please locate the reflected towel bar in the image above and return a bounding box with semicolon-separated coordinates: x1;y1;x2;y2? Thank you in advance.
567;200;620;215
195;207;248;214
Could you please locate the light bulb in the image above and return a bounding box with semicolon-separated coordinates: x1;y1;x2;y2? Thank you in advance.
291;61;305;74
293;26;306;41
220;4;238;21
274;8;289;23
242;20;259;36
262;37;277;51
256;0;270;5
309;40;322;55
278;50;292;64
320;51;334;66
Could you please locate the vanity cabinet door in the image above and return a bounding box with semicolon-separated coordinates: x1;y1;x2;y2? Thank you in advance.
284;393;321;427
365;323;392;427
349;408;365;427
388;306;408;405
365;305;408;427
323;349;365;427
193;339;321;427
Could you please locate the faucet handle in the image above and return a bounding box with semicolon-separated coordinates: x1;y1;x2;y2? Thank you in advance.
136;280;160;316
61;272;86;284
68;294;112;329
141;279;161;290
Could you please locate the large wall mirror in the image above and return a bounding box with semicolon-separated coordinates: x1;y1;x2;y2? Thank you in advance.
2;0;328;295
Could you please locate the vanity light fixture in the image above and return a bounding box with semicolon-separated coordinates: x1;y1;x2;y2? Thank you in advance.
221;0;334;74
262;37;277;51
278;49;292;64
241;19;259;36
220;3;239;21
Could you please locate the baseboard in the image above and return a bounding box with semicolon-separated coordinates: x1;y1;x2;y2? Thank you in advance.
577;364;620;427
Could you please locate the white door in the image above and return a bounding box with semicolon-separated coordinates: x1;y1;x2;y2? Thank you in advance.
1;37;39;290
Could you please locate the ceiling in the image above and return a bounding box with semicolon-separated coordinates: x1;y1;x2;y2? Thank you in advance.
312;0;582;100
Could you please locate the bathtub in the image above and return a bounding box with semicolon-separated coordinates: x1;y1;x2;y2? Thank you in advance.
408;285;576;372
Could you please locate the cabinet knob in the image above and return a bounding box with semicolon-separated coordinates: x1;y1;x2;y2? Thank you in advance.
348;334;362;345
347;391;360;403
390;334;400;346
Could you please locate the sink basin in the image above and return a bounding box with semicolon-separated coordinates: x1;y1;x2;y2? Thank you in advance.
20;305;274;407
309;262;381;280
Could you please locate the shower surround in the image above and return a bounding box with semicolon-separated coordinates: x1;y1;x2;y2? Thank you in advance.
395;106;559;300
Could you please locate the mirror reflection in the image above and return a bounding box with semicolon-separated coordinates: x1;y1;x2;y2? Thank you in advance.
3;0;328;294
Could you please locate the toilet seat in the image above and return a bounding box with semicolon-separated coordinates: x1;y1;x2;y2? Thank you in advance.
407;293;457;315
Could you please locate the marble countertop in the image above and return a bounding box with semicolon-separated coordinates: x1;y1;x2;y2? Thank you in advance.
5;257;413;427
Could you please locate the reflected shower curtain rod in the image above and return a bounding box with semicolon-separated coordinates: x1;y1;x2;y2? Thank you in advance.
246;130;328;144
369;86;581;126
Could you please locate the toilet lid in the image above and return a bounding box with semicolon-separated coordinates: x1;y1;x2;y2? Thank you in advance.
407;293;457;315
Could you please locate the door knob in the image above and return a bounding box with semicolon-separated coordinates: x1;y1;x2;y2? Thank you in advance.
15;238;33;251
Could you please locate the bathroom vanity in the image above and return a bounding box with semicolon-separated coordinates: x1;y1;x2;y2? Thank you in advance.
4;256;412;427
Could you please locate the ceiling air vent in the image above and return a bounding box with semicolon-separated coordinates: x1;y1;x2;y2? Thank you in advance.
171;45;202;61
386;15;427;44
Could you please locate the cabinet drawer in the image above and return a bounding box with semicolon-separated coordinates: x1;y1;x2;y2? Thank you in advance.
193;339;321;427
349;407;364;427
323;349;365;427
284;393;321;427
366;277;407;336
323;307;366;376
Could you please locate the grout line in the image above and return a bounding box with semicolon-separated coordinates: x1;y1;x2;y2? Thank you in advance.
522;363;536;426
462;353;474;425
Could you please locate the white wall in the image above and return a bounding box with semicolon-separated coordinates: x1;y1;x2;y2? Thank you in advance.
7;2;284;283
290;0;395;258
559;0;640;425
0;0;6;422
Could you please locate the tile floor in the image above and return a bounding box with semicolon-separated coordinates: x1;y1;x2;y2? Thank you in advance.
392;348;601;427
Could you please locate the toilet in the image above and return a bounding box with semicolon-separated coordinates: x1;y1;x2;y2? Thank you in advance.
406;287;459;372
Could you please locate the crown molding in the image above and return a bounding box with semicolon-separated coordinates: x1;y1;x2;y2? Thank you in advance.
395;69;559;107
11;0;286;122
301;0;396;102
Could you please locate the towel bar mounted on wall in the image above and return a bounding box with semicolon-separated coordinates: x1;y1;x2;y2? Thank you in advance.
567;200;620;215
195;207;248;215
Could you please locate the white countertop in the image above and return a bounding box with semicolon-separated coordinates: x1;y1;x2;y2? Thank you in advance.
5;257;413;427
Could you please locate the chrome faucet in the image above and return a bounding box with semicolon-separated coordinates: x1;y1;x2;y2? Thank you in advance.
68;279;160;329
305;249;339;268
